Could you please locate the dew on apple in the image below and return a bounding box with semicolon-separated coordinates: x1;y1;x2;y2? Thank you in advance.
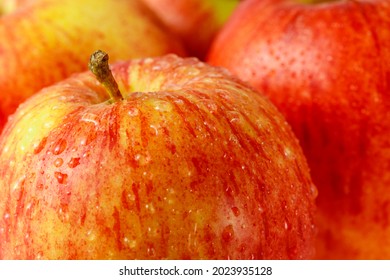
309;184;318;199
35;251;44;260
145;203;156;214
54;171;68;184
228;134;239;145
52;139;67;155
127;107;139;117
284;220;290;230
87;229;96;241
44;119;55;129
12;175;26;193
284;147;293;158
3;212;10;220
2;144;9;154
58;206;70;223
53;158;64;167
147;245;156;257
149;124;159;136
33;137;47;154
67;157;80;168
143;57;154;65
81;112;100;126
134;152;151;166
152;99;173;112
179;66;201;76
122;237;136;249
231;206;240;217
222;224;235;242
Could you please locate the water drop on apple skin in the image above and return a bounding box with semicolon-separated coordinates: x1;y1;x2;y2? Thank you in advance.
33;137;47;154
54;172;68;184
53;139;67;155
67;157;80;168
222;225;235;243
53;158;64;167
231;206;240;217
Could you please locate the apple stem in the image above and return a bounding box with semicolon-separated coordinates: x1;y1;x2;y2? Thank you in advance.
88;50;123;102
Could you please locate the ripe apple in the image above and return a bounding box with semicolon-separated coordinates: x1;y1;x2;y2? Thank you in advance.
0;0;186;133
0;51;317;259
207;0;390;259
141;0;239;59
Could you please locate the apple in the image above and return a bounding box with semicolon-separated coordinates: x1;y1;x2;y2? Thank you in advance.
0;51;317;259
141;0;239;59
0;0;186;133
207;0;390;259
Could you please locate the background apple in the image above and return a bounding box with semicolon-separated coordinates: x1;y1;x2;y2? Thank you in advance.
0;0;186;133
207;0;390;259
0;52;317;259
141;0;239;59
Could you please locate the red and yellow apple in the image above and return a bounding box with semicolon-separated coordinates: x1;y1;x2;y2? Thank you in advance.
141;0;238;59
0;0;185;132
207;0;390;259
0;52;317;259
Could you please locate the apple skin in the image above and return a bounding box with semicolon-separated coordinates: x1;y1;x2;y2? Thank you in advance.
0;54;317;259
0;0;186;133
207;0;390;259
141;0;239;59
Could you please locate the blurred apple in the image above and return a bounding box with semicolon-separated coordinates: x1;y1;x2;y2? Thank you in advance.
0;51;317;259
207;0;390;259
141;0;238;59
0;0;186;132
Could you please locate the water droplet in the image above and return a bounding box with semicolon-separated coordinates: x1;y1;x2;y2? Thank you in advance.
145;203;155;214
134;152;151;166
58;206;69;222
181;66;200;76
53;139;67;155
284;147;292;158
229;134;239;145
231;207;240;217
36;251;44;260
44;119;55;129
81;112;99;126
33;137;47;154
128;107;139;116
24;232;30;242
310;184;318;199
87;229;96;241
284;220;291;230
153;100;173;112
54;158;64;167
222;225;234;242
54;172;68;184
67;157;80;168
227;111;242;124
149;124;159;136
225;186;234;197
12;175;26;195
143;57;153;64
147;245;156;257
